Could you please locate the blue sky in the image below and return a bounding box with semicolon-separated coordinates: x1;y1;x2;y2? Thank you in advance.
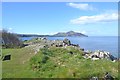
2;2;118;36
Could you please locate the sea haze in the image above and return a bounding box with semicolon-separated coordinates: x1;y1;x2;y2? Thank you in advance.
21;36;118;58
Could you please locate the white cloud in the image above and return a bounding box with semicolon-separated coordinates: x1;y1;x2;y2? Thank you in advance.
75;30;87;34
7;28;13;33
43;32;57;35
70;12;118;24
0;28;2;30
81;30;87;34
67;3;94;11
8;28;12;30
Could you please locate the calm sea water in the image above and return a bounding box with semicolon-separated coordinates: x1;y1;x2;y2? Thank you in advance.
20;36;118;58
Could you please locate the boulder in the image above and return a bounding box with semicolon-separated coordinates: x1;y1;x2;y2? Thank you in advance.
41;37;47;40
82;50;117;61
90;77;98;80
71;44;79;47
93;51;109;59
109;54;117;61
91;55;99;58
80;48;84;51
50;43;54;46
91;57;100;60
91;50;117;61
82;51;91;59
63;38;71;46
104;72;114;80
82;51;89;56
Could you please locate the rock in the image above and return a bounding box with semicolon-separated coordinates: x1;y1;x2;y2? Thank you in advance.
82;52;89;56
43;45;49;48
108;54;117;61
80;48;84;51
41;37;47;40
91;55;99;58
82;50;117;61
71;44;79;47
63;38;71;46
83;54;89;59
68;51;73;54
90;77;98;80
112;60;116;62
51;40;64;47
92;50;117;61
82;51;91;59
51;43;55;46
91;57;100;60
104;72;114;80
93;50;106;58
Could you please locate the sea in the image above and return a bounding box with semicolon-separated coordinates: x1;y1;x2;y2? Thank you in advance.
20;36;119;58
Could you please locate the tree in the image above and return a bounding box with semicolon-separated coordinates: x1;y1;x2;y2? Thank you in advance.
1;29;23;48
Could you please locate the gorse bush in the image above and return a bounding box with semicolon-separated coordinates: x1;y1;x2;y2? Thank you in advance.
1;30;23;48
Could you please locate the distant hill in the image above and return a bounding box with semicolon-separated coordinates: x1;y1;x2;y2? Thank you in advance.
17;31;88;37
52;31;88;37
17;34;50;37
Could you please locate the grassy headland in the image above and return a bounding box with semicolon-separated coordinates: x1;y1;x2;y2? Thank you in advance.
2;37;119;79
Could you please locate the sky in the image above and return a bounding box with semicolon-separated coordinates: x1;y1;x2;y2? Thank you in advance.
2;2;118;36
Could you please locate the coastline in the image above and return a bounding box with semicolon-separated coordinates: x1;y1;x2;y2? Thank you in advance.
20;36;118;58
2;37;119;78
23;37;118;61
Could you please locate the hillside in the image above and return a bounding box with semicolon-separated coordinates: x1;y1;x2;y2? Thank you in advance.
2;37;119;79
17;31;88;37
53;31;88;37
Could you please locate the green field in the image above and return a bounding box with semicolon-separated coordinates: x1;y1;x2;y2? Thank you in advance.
2;46;119;78
2;47;38;78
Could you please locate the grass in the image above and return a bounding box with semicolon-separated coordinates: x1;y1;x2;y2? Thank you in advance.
23;38;42;44
2;47;38;78
2;45;119;78
29;47;119;78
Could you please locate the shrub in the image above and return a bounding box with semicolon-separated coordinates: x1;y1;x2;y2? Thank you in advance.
1;30;23;48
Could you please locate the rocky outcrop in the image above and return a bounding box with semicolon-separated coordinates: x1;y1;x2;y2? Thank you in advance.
50;38;80;48
83;50;117;61
24;37;117;62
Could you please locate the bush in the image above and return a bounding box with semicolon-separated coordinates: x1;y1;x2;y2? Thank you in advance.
1;30;23;48
41;55;49;63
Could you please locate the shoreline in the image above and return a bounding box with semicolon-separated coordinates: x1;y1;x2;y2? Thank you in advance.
24;37;118;62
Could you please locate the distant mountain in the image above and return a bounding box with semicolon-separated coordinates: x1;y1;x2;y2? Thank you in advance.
52;31;88;37
17;31;88;37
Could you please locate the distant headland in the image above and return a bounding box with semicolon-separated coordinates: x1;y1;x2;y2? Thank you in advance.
17;31;88;37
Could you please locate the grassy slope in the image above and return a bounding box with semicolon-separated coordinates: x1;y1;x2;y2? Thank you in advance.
2;46;119;78
2;47;38;78
29;47;118;78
